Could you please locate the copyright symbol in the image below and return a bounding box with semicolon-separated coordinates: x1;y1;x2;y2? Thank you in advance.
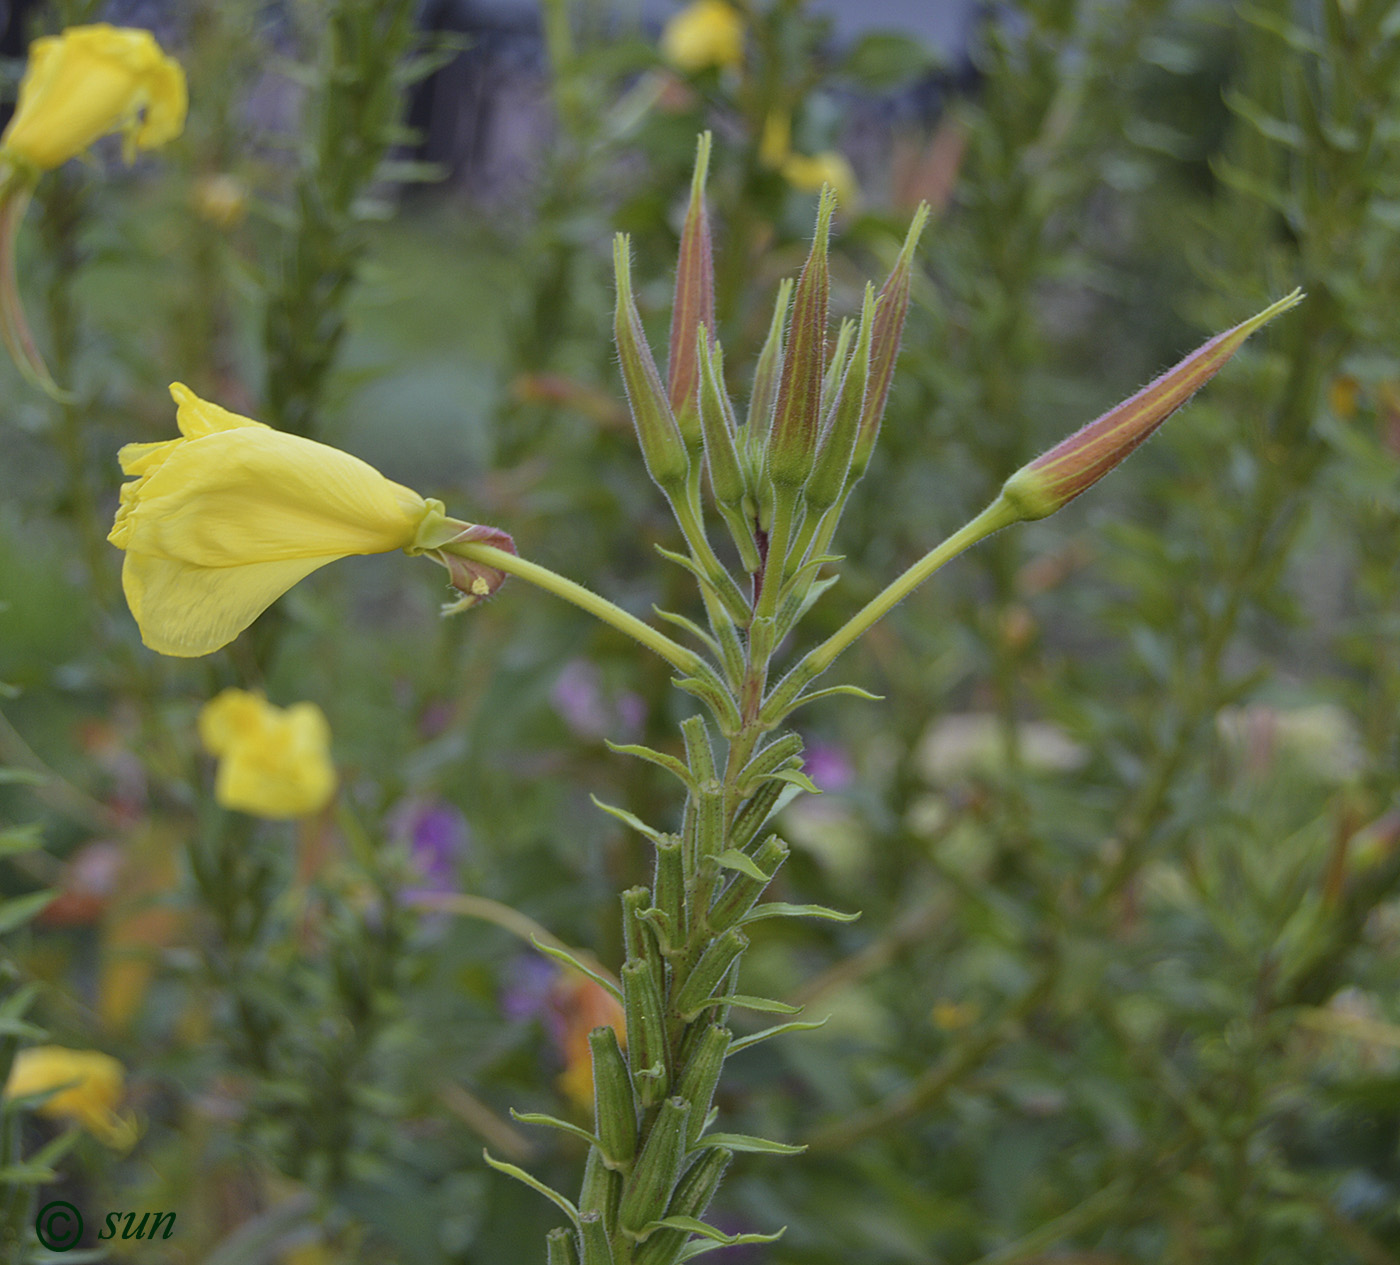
35;1200;83;1252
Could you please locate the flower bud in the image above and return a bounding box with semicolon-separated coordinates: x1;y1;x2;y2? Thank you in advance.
1000;290;1304;522
707;835;789;932
746;278;793;445
847;203;929;488
729;778;788;853
673;928;749;1020
619;1097;691;1238
676;1024;732;1147
697;330;747;511
668;133;716;451
653;836;686;942
579;1212;615;1265
632;1147;733;1265
589;1026;638;1169
621;959;669;1106
765;189;835;492
806;283;876;514
613;235;690;491
580;1145;622;1233
546;1226;581;1265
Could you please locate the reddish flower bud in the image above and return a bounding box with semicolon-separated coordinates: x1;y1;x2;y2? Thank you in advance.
1001;290;1303;521
765;188;835;492
668;132;717;452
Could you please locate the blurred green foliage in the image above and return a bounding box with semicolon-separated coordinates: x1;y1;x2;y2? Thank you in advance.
0;0;1398;1261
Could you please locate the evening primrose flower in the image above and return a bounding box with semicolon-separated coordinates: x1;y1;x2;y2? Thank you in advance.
0;26;186;395
780;150;859;210
0;25;186;172
198;689;336;819
108;384;514;657
661;0;744;73
5;1046;138;1149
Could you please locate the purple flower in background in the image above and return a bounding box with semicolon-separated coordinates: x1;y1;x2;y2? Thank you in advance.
551;659;646;739
804;741;854;792
389;798;470;899
499;955;558;1026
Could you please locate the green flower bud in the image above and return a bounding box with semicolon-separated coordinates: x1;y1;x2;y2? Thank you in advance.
746;277;793;448
619;1097;691;1239
676;1024;733;1147
589;1026;638;1169
614;234;690;491
621;958;670;1105
697;329;747;510
580;1144;623;1235
654;836;686;942
631;1147;734;1265
580;1211;615;1265
729;778;788;853
707;835;789;932
674;928;749;1020
806;282;876;514
547;1226;581;1265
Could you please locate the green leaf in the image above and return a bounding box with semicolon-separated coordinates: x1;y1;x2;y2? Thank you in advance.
646;1215;787;1247
652;607;721;658
715;849;771;882
0;822;44;856
529;936;623;1003
689;1132;807;1155
509;1109;604;1151
728;1017;831;1053
679;1232;787;1260
740;902;860;924
762;768;821;794
0;980;41;1020
790;683;884;710
482;1150;581;1230
654;544;708;583
604;740;696;790
590;796;667;846
0;1161;56;1183
693;995;801;1016
0;767;45;787
0;890;55;936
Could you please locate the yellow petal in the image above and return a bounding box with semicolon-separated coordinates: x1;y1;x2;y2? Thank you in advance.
122;550;344;657
211;698;336;818
0;25;186;171
661;0;745;72
198;688;273;755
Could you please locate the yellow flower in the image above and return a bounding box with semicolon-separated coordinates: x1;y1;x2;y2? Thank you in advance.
5;1046;138;1149
199;689;336;819
781;150;860;210
108;383;434;657
0;24;187;172
661;0;744;73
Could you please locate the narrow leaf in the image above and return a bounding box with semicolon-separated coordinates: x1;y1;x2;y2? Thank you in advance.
483;1149;582;1230
0;890;55;935
716;849;772;882
604;740;697;790
590;796;667;847
728;1017;831;1053
689;1133;807;1155
529;936;623;1003
510;1110;606;1151
692;995;802;1016
646;1216;785;1246
740;903;861;924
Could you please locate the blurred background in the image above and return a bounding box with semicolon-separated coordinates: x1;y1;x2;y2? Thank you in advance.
1;0;1398;1261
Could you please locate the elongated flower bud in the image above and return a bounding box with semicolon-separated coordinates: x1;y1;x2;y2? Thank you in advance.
806;283;876;514
619;1097;690;1238
669;132;716;451
621;959;669;1105
765;189;835;491
579;1212;615;1265
614;235;690;491
590;1026;638;1169
676;1024;732;1146
547;1226;581;1265
707;835;789;932
747;277;793;444
631;1147;733;1265
847;203;929;488
580;1145;622;1232
674;928;748;1019
697;329;747;510
1000;290;1304;522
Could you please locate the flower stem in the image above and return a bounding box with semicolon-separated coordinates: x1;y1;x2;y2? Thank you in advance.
443;542;704;674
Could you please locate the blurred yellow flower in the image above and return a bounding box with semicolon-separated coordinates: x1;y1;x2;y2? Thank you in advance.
0;24;186;172
661;0;744;73
5;1046;138;1150
781;150;860;210
108;384;433;657
199;689;336;819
